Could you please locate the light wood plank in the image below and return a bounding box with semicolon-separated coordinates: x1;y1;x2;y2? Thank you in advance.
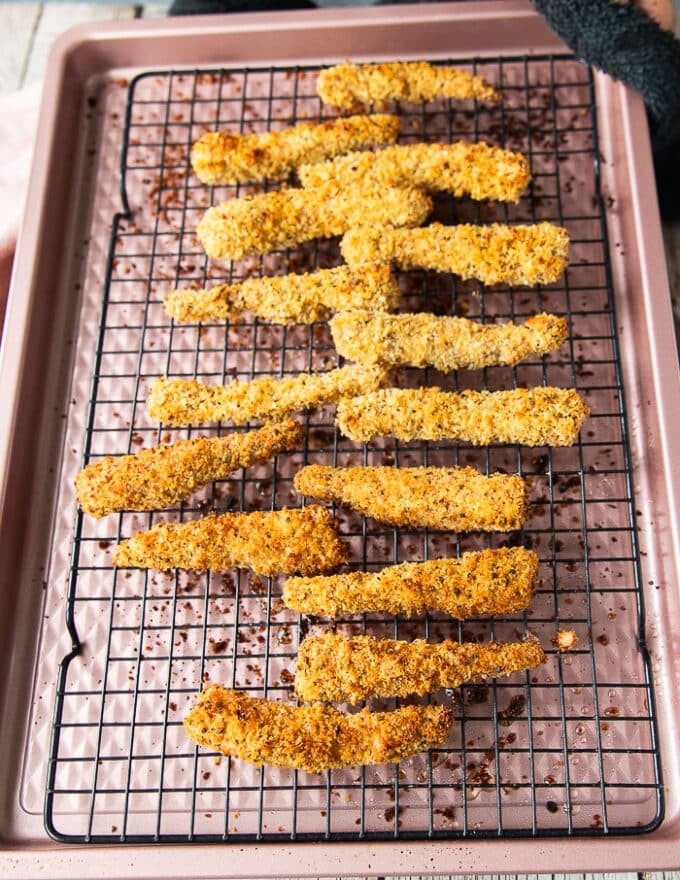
141;3;172;16
0;3;42;95
22;3;138;89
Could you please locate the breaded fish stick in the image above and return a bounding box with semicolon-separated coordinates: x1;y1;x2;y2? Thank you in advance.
336;386;590;446
197;182;432;260
299;141;529;203
283;546;539;619
164;264;400;326
112;505;347;576
340;221;570;286
75;419;303;519
191;113;400;184
294;632;545;703
146;364;386;427
316;60;501;109
293;465;529;532
184;684;452;772
329;310;568;372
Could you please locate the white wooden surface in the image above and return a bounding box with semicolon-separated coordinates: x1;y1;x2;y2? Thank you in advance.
0;3;678;877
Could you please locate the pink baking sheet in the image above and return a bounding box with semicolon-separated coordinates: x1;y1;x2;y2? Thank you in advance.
1;3;680;876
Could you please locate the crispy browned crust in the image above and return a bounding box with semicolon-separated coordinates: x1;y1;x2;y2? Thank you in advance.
299;141;529;203
293;465;529;532
191;113;401;184
316;61;502;110
112;505;348;576
283;546;538;619
164;264;400;326
197;182;432;260
340;221;570;286
74;420;303;519
335;386;590;446
146;364;386;427
294;632;546;703
184;684;452;772
329;310;568;372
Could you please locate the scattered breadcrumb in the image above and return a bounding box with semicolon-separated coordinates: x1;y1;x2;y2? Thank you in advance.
75;419;303;518
197;182;432;260
553;629;579;652
112;505;348;576
146;364;387;427
294;632;546;703
283;546;539;619
340;221;570;286
293;464;529;532
329;310;568;371
316;60;501;110
184;684;452;772
335;386;590;446
164;264;400;326
299;141;529;203
191;113;400;184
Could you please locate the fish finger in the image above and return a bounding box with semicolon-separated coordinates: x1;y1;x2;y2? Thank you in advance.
329;310;568;371
283;546;539;619
197;182;432;260
184;684;452;772
335;386;589;446
76;419;303;518
146;364;386;427
294;632;545;703
293;464;529;531
164;264;400;326
316;60;501;110
340;221;570;286
112;505;348;576
299;141;529;203
191;113;400;184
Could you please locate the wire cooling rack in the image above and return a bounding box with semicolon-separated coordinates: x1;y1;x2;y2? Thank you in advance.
43;55;663;843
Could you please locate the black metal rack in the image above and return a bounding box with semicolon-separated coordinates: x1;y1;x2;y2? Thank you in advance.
45;55;662;843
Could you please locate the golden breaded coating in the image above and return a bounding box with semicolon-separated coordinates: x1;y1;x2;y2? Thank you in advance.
75;420;303;519
283;546;538;619
293;465;529;532
340;221;570;286
146;364;386;427
295;632;545;703
112;505;347;576
184;684;452;773
335;386;590;446
196;182;432;260
191;113;400;184
329;310;568;372
299;141;529;203
164;264;400;326
316;60;501;110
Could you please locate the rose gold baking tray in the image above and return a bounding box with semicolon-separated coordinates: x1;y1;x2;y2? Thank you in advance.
2;1;680;876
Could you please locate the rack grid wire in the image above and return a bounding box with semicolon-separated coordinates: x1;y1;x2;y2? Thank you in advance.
43;54;663;844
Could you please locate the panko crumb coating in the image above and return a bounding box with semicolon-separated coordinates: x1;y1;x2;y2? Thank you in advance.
340;221;570;287
294;632;546;704
335;386;590;446
316;60;502;110
191;113;400;184
283;546;539;619
164;264;400;326
293;464;529;532
146;364;387;427
75;419;303;519
197;182;432;260
299;141;530;203
184;684;452;773
329;310;568;372
112;505;348;576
